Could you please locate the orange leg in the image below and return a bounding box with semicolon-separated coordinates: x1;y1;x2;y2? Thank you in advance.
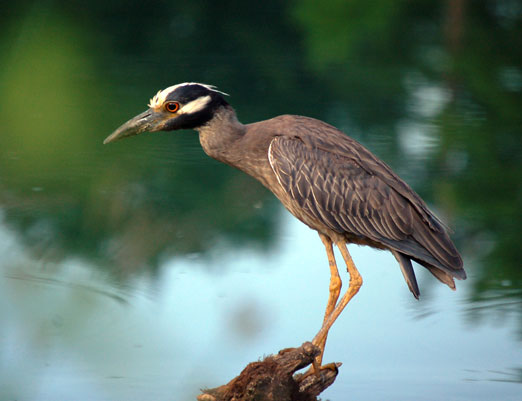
315;233;342;365
313;241;363;357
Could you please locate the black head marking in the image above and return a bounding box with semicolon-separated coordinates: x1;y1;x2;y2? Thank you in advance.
151;83;229;130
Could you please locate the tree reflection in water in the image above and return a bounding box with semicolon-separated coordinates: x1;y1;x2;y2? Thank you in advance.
0;2;520;399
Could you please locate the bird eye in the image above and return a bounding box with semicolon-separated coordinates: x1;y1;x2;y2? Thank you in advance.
165;101;180;113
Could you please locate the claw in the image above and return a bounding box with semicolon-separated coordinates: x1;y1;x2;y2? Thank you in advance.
301;360;341;380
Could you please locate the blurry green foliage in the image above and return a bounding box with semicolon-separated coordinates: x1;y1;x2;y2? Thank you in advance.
0;1;520;324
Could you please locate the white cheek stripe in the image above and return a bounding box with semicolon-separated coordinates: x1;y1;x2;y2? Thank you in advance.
178;95;212;114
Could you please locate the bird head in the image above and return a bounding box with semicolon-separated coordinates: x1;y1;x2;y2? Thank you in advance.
103;83;229;144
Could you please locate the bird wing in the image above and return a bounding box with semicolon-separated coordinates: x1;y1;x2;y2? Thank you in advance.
267;132;464;281
268;135;413;244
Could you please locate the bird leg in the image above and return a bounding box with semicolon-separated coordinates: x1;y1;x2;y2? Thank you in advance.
312;241;363;359
315;233;342;365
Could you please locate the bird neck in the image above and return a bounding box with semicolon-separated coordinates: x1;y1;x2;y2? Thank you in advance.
196;105;246;163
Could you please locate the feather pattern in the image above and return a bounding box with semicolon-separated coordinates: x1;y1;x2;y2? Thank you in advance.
265;116;465;294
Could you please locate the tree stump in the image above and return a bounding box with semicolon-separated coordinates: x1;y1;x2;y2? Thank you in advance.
197;342;340;401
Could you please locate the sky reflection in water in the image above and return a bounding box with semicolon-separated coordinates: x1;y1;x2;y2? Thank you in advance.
1;2;521;400
1;211;520;401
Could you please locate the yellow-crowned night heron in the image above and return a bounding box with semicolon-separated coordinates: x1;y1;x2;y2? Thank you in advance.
104;82;466;367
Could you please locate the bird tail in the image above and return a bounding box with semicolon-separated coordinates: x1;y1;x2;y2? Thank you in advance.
392;250;461;298
411;218;466;280
414;258;458;290
392;250;420;299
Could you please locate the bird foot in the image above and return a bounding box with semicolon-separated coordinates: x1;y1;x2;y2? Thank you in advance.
299;361;342;380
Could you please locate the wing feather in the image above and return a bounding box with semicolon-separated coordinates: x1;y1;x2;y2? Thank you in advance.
268;134;464;282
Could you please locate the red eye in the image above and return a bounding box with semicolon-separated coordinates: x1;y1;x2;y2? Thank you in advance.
165;101;180;113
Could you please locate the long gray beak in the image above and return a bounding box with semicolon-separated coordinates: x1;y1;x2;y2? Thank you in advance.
103;110;160;144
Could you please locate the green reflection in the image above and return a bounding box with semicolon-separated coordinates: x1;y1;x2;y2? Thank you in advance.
0;1;520;329
0;6;278;275
293;0;522;330
1;11;95;181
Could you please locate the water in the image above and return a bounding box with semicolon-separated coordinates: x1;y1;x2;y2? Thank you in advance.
1;2;521;400
1;213;521;400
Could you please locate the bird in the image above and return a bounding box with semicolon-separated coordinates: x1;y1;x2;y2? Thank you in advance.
104;82;466;367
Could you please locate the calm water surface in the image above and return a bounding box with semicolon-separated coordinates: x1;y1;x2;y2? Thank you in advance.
1;2;521;400
1;213;521;401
